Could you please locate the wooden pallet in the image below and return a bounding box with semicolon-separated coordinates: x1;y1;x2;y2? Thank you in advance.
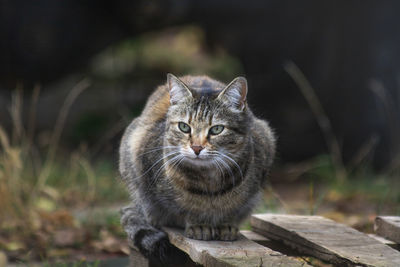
129;214;400;267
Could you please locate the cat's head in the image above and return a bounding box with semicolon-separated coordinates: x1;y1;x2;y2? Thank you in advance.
165;74;250;167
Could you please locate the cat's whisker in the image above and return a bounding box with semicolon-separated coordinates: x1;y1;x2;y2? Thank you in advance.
145;153;183;193
212;159;224;178
153;153;184;182
159;155;185;186
133;150;180;181
167;156;185;179
154;154;182;178
212;158;225;190
215;156;235;188
212;151;244;181
163;155;184;177
135;146;180;158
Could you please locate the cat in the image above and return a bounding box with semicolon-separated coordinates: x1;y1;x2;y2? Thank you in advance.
119;74;275;261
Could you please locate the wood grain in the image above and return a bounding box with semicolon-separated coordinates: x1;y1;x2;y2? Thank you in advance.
368;234;399;250
251;214;400;267
375;216;400;244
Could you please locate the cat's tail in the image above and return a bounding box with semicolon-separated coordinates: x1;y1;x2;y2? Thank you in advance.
120;205;185;263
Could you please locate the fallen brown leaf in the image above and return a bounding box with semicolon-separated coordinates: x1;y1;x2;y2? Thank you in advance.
53;228;85;247
91;229;129;254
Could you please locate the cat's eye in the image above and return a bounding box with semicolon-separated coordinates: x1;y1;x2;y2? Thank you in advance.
209;125;224;135
178;122;191;133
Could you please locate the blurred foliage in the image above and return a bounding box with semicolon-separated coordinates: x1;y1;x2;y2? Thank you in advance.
0;87;129;264
71;114;110;145
90;26;243;81
306;154;400;215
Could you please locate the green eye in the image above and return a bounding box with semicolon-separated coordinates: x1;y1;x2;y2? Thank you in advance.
209;125;224;135
178;122;191;133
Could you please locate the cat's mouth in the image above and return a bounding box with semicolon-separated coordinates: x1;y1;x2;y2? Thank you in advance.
177;148;216;166
183;154;214;165
185;154;211;161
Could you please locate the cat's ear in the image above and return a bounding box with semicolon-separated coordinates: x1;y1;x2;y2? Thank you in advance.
167;73;193;105
218;77;248;111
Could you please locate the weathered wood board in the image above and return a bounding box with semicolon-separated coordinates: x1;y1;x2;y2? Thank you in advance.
239;230;270;246
375;216;400;244
165;227;310;267
240;230;311;257
368;234;399;250
251;214;400;267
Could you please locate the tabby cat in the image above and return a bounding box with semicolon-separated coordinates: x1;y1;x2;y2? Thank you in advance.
119;74;275;260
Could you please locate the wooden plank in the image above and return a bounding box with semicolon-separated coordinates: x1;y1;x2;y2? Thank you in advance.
164;227;310;267
240;230;308;257
368;234;399;250
375;216;400;244
251;214;400;267
239;230;270;246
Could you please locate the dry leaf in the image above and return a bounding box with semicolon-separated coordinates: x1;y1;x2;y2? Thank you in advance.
91;229;128;254
39;210;76;229
53;229;85;247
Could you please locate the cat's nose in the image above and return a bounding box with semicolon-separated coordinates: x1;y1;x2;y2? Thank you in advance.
191;145;204;156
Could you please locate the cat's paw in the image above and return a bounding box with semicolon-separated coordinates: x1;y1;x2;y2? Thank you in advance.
184;225;214;240
184;224;238;241
214;225;238;241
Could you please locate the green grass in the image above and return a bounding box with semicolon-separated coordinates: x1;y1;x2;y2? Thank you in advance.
300;154;400;216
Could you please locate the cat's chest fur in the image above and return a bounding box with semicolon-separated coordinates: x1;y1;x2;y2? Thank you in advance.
149;170;260;228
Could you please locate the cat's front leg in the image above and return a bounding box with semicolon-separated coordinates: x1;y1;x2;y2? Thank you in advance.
184;223;238;241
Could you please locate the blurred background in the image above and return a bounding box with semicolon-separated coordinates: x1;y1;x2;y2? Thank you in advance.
0;0;399;265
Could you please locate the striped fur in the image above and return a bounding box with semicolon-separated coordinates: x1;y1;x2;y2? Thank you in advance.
119;74;275;260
